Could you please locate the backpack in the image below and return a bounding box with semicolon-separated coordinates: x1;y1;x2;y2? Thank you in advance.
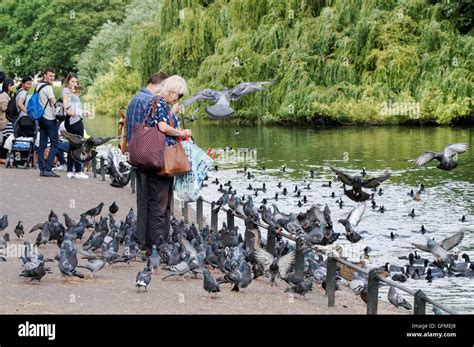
5;90;20;122
27;83;50;120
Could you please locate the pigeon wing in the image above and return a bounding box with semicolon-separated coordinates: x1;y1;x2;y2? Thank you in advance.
414;151;438;167
277;250;295;278
362;172;391;188
412;242;431;253
347;202;366;227
441;231;464;251
178;235;198;260
183;89;221;107
92;137;116;146
60;130;85;145
444;143;468;158
330;167;354;186
254;247;274;272
228;81;274;101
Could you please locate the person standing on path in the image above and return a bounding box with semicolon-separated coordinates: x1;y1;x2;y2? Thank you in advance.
126;72;169;253
62;73;88;179
37;67;59;178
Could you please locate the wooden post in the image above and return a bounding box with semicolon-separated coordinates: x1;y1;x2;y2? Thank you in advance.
100;157;105;181
227;210;235;230
182;201;189;224
266;226;276;255
294;238;305;276
244;220;255;250
367;269;379;315
130;169;136;194
196;197;203;229
92;157;97;178
326;256;338;307
211;202;218;233
414;289;427;315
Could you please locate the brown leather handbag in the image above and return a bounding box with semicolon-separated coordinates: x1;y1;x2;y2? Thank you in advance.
157;111;192;177
127;96;166;170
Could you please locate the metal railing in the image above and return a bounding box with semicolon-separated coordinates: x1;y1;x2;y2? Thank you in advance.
91;158;457;315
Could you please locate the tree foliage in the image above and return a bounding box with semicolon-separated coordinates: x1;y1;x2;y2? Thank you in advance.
0;0;129;78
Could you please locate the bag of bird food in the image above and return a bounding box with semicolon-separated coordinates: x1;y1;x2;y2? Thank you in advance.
175;140;213;202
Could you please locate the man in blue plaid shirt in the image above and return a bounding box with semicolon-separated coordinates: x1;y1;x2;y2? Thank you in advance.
126;72;168;253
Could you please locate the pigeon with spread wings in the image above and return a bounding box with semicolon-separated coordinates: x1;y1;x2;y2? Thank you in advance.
413;143;468;171
330;166;391;202
412;231;464;264
183;81;275;119
60;130;116;163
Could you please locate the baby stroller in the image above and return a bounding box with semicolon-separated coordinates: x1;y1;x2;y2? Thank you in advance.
6;116;36;169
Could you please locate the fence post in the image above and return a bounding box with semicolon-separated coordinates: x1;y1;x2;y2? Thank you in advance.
414;289;427;315
227;210;235;230
211;202;218;233
100;157;105;181
92;157;97;178
294;237;305;276
196;197;203;229
244;220;256;250
367;269;379;315
182;201;189;224
326;255;338;307
130;168;136;194
266;226;276;255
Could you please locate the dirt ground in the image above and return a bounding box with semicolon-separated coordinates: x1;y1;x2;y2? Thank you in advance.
0;167;404;314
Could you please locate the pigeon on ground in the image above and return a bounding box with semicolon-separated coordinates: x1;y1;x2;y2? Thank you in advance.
107;150;131;188
413;143;468;171
203;270;220;297
183;81;275;119
57;249;85;279
285;276;314;296
136;267;152;291
0;214;8;231
77;257;106;278
147;245;161;273
388;285;412;310
83;202;104;218
109;202;119;215
14;220;24;239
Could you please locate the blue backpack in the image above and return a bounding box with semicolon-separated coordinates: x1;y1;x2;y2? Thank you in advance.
27;83;50;120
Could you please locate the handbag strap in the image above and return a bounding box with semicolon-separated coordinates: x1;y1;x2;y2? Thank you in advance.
145;94;178;130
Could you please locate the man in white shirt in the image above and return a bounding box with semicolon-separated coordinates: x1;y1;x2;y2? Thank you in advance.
36;67;59;178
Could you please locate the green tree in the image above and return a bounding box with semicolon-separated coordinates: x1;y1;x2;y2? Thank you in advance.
0;0;130;78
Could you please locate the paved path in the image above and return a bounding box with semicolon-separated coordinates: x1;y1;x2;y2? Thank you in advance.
0;167;403;314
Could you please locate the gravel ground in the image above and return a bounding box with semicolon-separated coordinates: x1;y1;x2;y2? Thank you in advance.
0;167;404;314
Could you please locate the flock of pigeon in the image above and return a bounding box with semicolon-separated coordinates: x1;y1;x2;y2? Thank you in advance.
0;140;471;312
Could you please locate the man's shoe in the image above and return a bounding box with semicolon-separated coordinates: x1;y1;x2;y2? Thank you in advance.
39;170;45;176
43;171;60;178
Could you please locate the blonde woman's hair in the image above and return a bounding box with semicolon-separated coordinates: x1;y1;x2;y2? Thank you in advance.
159;75;189;99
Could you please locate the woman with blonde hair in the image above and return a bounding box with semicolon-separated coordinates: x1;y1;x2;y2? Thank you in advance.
141;75;191;254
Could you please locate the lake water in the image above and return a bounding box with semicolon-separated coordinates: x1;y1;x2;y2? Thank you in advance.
86;116;474;313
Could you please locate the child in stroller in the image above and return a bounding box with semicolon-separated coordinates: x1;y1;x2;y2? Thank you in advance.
5;116;36;169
